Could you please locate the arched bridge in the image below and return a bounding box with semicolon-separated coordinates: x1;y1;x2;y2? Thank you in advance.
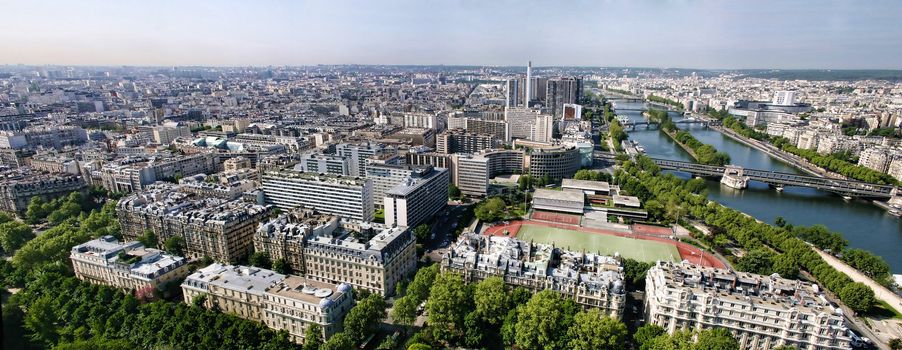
651;158;898;199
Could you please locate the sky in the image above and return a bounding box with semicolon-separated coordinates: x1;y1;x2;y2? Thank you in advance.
1;0;901;69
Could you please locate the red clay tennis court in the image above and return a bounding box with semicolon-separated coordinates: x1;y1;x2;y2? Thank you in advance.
530;210;581;226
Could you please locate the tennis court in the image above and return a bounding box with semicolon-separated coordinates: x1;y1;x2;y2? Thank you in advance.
515;224;681;263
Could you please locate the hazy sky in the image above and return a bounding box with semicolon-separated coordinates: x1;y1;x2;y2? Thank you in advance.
2;0;901;69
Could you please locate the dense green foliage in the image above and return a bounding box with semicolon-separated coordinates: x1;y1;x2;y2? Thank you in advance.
617;156;876;313
721;116;769;140
6;274;296;349
0;219;34;253
573;169;613;182
474;197;506;222
672;130;731;166
651;109;729;166
407;271;682;350
841;248;891;283
647;94;684;109
609;120;628;152
412;224;431;242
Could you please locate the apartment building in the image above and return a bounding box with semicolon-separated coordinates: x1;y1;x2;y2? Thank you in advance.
0;169;86;213
645;261;852;350
254;208;339;274
71;236;190;292
303;222;416;296
442;232;626;317
117;185;273;262
383;166;449;228
436;129;497;154
182;264;353;345
262;276;354;343
261;170;374;221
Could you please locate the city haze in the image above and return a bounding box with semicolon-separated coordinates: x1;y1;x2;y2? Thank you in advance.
2;0;902;69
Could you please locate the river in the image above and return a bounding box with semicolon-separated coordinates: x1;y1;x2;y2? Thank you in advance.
614;100;902;272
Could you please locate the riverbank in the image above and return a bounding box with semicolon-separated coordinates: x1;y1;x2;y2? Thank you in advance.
709;123;834;178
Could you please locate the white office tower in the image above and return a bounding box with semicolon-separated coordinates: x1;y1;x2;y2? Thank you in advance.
772;91;797;106
525;61;532;107
505;107;540;140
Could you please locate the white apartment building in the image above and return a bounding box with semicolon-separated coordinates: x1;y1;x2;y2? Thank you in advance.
384;166;449;228
182;264;286;321
152;122;192;144
71;236;190;292
262;276;354;344
858;147;891;172
261;170;374;221
443;232;626;317
645;261;851;350
530;115;554;143
303;222;416;296
505;107;540;140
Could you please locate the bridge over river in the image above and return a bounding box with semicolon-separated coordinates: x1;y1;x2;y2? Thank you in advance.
651;158;899;199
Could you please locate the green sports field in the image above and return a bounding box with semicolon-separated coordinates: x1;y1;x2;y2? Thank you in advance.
515;224;681;263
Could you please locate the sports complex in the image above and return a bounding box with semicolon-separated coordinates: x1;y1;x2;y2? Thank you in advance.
482;206;724;268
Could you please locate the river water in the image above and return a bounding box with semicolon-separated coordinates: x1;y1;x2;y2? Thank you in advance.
614;100;902;272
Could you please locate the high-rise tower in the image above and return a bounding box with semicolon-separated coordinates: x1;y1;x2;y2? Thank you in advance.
525;61;532;107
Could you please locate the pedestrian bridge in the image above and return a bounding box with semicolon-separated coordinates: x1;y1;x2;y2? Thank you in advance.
651;158;898;199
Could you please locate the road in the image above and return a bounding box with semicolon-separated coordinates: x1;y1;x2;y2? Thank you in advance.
423;203;471;262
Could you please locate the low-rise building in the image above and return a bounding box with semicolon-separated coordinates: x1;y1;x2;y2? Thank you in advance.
71;236;189;293
645;261;851;350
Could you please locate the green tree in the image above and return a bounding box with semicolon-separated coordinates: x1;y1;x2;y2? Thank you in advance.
343;294;387;344
0;221;34;253
771;254;799;279
391;294;419;326
138;229;158;248
734;249;775;275
633;324;665;348
693;328;739;350
840;282;875;313
413;224;431;242
163;236;186;256
248;252;272;268
463;311;484;348
272;258;291;274
25;196;50;223
473;276;508;325
514;290;578;350
302;324;324;350
321;332;355;350
566;309;628;350
474;197;506;222
448;184;462;199
889;338;902;350
426;272;472;344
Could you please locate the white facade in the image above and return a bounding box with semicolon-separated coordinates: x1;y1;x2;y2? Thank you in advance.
645;261;851;350
262;170;374;221
384;167;449;228
505;107;539;139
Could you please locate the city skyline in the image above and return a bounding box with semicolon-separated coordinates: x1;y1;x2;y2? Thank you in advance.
2;0;902;69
